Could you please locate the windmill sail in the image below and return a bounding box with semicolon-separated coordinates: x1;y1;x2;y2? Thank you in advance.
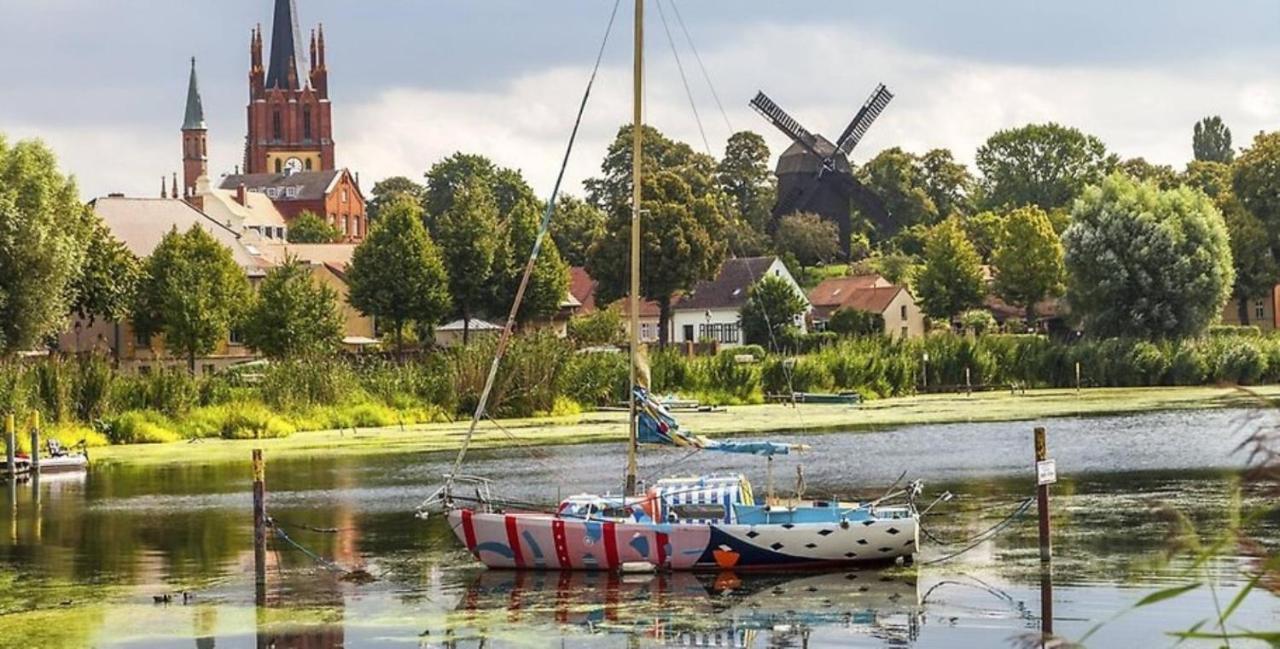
835;83;894;158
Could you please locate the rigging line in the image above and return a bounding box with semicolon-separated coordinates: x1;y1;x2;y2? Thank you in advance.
920;497;1035;565
654;0;712;155
443;0;623;492
668;0;732;133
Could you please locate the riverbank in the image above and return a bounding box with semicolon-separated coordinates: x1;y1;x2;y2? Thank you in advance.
88;385;1280;468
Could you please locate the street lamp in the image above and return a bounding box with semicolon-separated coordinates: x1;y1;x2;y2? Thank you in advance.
922;352;930;390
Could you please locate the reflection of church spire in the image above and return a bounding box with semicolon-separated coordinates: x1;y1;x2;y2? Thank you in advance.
264;0;303;90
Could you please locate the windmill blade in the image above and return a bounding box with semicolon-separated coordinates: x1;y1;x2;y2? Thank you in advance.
831;172;893;233
750;91;822;158
835;84;894;158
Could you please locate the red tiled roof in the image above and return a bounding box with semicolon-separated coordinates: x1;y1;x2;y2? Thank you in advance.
568;267;598;313
808;275;890;308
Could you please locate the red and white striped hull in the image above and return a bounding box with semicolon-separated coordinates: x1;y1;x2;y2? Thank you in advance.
448;509;917;571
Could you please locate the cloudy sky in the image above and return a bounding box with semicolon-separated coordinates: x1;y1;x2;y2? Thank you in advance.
2;0;1279;201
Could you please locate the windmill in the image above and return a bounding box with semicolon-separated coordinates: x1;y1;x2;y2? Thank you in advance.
750;84;894;258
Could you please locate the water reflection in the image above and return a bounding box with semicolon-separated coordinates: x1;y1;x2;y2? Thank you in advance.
1;408;1277;647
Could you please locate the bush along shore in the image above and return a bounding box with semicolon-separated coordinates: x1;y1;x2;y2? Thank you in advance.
1;329;1279;449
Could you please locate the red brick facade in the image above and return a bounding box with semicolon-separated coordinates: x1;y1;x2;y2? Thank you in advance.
245;12;335;175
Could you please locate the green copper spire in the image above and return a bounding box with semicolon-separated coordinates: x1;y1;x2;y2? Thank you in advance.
182;57;206;130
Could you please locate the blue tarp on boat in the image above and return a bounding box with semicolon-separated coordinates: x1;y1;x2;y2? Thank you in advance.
634;388;799;457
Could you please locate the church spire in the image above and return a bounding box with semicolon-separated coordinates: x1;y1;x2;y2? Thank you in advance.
264;0;302;90
182;57;206;130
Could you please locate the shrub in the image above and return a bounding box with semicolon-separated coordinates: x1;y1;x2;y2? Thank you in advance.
111;368;198;416
562;351;629;407
649;349;690;394
104;410;181;444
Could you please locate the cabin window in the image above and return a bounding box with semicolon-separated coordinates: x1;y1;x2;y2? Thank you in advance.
670;504;727;521
272;110;282;141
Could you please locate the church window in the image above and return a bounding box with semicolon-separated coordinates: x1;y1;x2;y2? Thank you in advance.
201;139;206;157
305;159;312;171
274;159;283;174
272;110;282;141
303;107;313;141
341;189;348;203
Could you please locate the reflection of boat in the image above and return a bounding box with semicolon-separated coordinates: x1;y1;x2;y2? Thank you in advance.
422;0;920;573
451;568;921;645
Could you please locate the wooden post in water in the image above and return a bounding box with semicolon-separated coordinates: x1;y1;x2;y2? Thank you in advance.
1034;426;1054;640
29;412;40;475
252;449;267;607
1074;362;1081;393
964;367;972;395
4;414;14;481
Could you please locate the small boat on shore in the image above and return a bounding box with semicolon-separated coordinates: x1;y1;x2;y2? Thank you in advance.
2;440;89;479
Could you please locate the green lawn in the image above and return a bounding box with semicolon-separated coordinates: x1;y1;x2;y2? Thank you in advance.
89;385;1280;468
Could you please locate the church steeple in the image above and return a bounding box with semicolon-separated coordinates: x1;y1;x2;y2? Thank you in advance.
182;57;205;130
264;0;302;90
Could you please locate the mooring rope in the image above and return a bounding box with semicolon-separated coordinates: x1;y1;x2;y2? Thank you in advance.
920;496;1036;566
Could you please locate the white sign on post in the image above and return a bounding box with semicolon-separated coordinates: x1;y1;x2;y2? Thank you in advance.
1036;459;1057;486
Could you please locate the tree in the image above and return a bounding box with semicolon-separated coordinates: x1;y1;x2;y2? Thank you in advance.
740;275;806;347
920;148;975;218
856;147;939;240
242;258;342;358
1118;157;1178;190
827;307;883;337
991;206;1064;326
586;125;729;346
367;176;426;222
717;131;775;233
1193;116;1234;163
1220;197;1278;325
915;219;985;321
976;123;1113;212
962;210;1005;262
426;152;569;324
849;251;920;287
1183;160;1231;200
132;225;251;373
287;210;341;243
552;195;605;267
567;305;624;347
774;212;840;267
0;136;88;353
1063;174;1234;339
1232;131;1280;239
70;213;140;324
347;196;451;352
433;176;499;344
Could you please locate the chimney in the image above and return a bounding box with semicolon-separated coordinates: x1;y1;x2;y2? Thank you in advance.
236;183;248;206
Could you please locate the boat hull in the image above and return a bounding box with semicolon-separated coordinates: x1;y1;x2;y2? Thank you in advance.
448;509;917;572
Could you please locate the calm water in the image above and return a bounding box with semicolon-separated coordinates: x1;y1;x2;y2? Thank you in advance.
2;408;1278;648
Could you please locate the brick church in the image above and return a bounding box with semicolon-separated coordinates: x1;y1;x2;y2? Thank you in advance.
178;0;367;242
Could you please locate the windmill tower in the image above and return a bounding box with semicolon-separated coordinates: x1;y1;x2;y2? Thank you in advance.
750;84;894;258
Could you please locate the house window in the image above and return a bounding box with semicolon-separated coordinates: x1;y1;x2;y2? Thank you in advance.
272;110;282;141
203;364;216;376
683;325;695;342
285;186;299;199
1255;299;1266;320
277;227;285;239
698;323;740;344
901;326;908;338
134;330;151;348
901;305;908;320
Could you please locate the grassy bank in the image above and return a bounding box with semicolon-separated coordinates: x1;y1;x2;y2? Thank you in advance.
90;385;1280;468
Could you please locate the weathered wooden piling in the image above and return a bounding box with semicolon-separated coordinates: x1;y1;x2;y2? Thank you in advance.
29;412;40;474
4;414;14;481
1034;426;1055;640
252;449;267;606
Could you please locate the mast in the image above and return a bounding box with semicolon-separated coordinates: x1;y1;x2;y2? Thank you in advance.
625;0;644;497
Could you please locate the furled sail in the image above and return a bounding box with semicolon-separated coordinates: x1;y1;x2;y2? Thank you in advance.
634;388;803;456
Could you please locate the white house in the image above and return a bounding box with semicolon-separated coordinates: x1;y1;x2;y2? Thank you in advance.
670;256;809;347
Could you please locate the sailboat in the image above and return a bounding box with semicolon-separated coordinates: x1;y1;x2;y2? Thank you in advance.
420;0;920;572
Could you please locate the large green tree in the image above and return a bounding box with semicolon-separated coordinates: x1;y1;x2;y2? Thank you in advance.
426;152;569;324
433;176;500;343
242;258;342;358
991;206;1064;325
717;130;775;233
976;123;1113;212
774;212;840;268
915;219;985;321
586;125;729;346
70;213;140;324
551;194;605;268
920;148;975;219
132;225;251;373
347;197;451;352
367;176;426;222
1232;131;1280;240
287;210;341;243
1220;196;1278;325
1063;174;1233;339
0;137;89;353
1183;160;1231;200
740;275;807;348
1118;157;1178;190
1193;116;1234;163
857;147;939;239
